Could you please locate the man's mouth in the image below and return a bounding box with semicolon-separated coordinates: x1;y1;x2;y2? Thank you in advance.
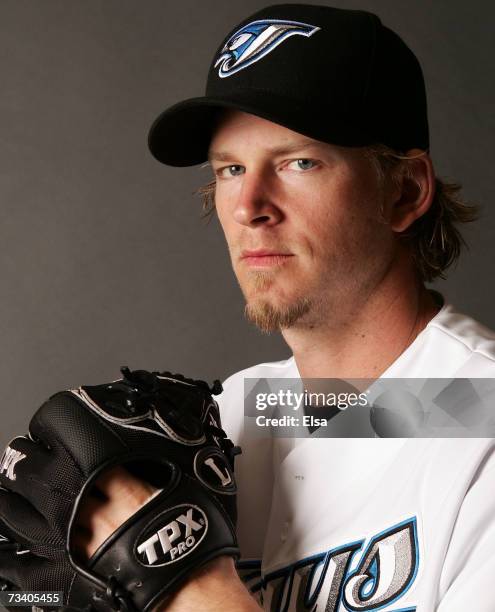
240;249;294;268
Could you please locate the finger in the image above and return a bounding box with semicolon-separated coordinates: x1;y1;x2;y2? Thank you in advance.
90;466;156;535
73;491;106;529
94;465;157;504
73;491;139;560
72;507;119;561
72;467;157;559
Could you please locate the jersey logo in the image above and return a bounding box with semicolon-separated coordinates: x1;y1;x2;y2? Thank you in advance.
214;19;320;78
260;518;419;611
0;446;26;481
136;504;208;566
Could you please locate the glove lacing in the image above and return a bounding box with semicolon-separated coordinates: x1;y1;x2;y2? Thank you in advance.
101;575;137;612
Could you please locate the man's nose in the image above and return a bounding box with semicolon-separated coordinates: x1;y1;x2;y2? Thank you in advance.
232;173;284;227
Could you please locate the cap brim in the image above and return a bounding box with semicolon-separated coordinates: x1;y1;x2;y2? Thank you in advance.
148;92;306;167
148;96;228;167
148;90;371;167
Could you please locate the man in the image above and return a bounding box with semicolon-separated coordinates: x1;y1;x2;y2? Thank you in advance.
11;4;495;611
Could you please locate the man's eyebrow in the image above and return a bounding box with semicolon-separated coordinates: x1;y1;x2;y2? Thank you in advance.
208;141;321;162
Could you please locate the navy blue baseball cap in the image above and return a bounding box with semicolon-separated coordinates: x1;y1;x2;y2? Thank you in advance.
148;4;429;166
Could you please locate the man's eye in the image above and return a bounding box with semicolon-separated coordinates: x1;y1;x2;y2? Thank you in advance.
216;165;245;178
287;159;318;171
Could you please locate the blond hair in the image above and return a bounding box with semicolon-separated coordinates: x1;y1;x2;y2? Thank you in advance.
365;145;479;282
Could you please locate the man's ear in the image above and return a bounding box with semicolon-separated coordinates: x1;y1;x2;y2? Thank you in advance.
388;150;435;233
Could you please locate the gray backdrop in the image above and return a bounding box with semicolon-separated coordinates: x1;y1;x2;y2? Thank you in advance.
0;0;493;447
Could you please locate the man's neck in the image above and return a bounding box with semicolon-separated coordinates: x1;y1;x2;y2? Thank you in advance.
282;262;441;380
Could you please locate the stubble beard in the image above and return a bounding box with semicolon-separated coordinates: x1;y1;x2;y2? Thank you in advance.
242;270;312;333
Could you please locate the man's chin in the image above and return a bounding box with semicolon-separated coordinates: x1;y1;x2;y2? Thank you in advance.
244;296;312;334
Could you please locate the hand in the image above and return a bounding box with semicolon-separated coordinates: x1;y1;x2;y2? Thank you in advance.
73;465;157;559
0;368;241;610
74;468;261;612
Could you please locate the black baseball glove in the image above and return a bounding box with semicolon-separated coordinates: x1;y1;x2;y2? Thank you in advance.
0;367;241;611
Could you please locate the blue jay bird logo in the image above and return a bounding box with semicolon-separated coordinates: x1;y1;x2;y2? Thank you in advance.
214;19;321;78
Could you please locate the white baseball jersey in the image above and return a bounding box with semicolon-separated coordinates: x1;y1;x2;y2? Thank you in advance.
216;293;495;611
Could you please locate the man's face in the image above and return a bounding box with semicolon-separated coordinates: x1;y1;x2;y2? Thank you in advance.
209;111;397;332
